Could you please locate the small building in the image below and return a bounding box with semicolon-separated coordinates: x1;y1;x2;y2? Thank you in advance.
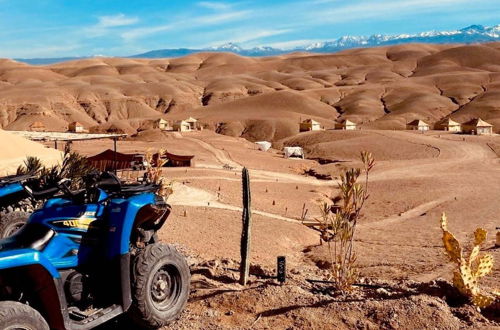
437;118;461;132
68;121;85;133
173;117;199;132
462;118;493;135
300;119;321;132
406;119;430;131
335;119;357;130
29;121;46;132
154;118;171;131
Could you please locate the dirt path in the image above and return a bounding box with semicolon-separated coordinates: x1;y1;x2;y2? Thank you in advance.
168;182;302;223
181;135;242;169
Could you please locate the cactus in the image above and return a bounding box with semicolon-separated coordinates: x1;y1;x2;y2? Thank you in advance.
240;167;252;285
440;213;498;308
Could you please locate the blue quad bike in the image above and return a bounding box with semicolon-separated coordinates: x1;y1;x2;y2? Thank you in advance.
0;172;190;329
0;173;45;238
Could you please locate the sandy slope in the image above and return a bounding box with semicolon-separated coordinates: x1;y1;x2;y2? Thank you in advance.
0;129;62;175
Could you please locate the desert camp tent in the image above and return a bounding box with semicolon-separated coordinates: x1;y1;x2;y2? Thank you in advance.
154;119;171;131
437;118;461;132
283;147;304;159
300;119;321;132
29;121;46;132
406;119;429;131
462;118;493;135
335;119;357;130
173;117;199;132
87;149;145;171
68;122;85;133
0;129;62;176
153;151;194;167
255;141;272;152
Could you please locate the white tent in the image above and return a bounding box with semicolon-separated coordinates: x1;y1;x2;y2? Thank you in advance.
255;141;272;152
0;129;62;176
283;147;304;159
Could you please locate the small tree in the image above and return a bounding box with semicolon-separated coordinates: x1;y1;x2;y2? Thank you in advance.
305;151;374;291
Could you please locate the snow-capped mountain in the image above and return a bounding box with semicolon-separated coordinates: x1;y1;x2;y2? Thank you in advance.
16;24;500;64
132;24;500;56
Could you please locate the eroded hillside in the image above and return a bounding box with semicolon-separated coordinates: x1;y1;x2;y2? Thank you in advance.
1;42;500;140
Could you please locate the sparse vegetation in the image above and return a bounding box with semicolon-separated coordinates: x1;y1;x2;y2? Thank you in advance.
440;213;500;308
145;149;173;200
16;151;94;189
305;151;374;291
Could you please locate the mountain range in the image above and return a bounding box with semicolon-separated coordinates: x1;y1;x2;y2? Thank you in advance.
14;24;500;65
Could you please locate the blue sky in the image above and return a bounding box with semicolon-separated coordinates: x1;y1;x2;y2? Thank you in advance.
0;0;499;58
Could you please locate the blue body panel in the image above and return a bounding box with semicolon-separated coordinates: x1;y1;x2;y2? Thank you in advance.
0;188;157;277
0;249;60;278
0;182;23;198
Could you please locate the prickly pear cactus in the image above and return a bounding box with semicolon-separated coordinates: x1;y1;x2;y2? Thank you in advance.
440;213;498;308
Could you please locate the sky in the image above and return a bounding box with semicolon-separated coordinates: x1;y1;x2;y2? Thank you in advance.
0;0;499;58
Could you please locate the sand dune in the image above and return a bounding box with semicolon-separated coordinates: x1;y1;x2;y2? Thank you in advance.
0;129;62;175
1;43;500;140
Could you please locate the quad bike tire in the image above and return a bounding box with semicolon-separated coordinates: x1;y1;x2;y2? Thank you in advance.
129;243;190;329
0;211;30;238
0;301;49;330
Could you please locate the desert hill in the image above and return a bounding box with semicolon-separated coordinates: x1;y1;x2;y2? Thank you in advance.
1;42;500;140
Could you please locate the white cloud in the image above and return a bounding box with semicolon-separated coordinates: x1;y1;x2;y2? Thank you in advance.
203;28;292;47
311;0;472;23
197;1;231;11
97;14;139;28
121;10;251;40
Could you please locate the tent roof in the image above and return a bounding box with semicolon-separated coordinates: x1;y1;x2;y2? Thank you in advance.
407;119;429;126
463;118;493;127
184;117;198;123
87;149;140;162
69;121;83;126
165;152;194;161
439;118;460;126
341;119;356;125
301;119;320;125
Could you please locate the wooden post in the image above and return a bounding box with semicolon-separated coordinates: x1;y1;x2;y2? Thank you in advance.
240;167;252;286
113;137;117;174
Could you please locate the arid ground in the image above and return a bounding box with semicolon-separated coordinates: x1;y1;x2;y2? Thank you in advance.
62;128;500;329
1;42;500;328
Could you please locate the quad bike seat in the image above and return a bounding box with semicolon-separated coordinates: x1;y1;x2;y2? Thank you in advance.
0;223;55;252
96;172;159;196
0;173;36;187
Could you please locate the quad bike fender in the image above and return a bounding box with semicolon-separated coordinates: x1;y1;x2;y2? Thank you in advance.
0;182;23;198
107;193;157;257
0;248;60;278
0;182;28;209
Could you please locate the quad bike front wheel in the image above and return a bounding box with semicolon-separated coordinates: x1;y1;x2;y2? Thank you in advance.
0;301;49;330
0;211;30;238
129;243;190;329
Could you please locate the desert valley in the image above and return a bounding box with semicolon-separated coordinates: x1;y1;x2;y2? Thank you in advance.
0;41;499;329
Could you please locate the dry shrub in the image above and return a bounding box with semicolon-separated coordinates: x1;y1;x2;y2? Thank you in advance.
145;149;173;201
305;151;374;291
